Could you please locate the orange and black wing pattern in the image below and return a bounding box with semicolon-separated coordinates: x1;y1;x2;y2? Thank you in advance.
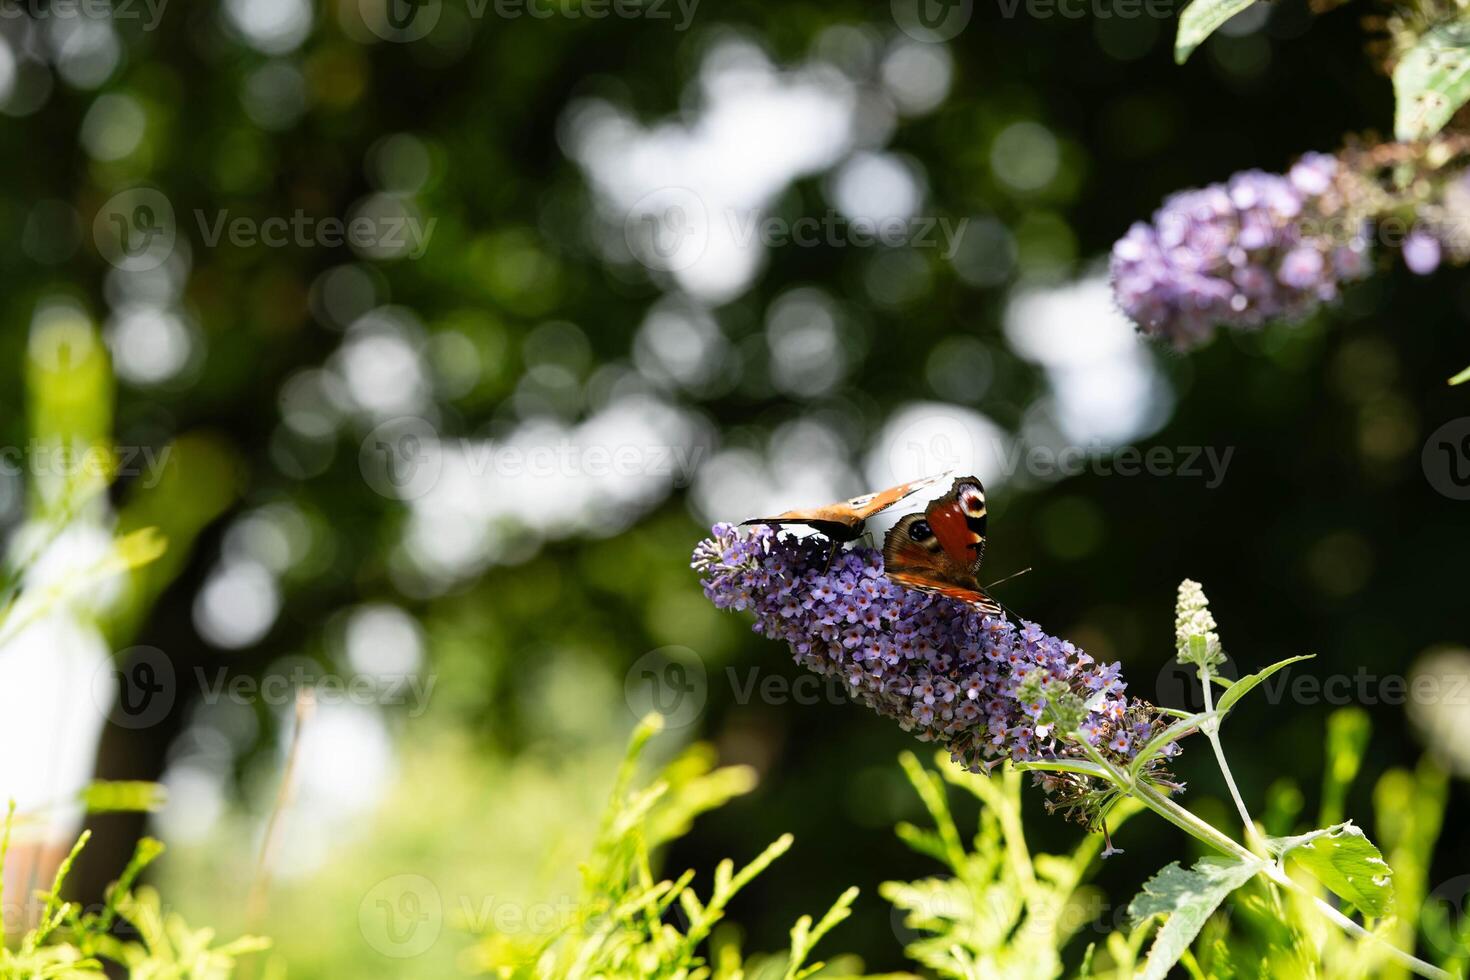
922;476;990;570
741;472;948;542
882;477;1003;617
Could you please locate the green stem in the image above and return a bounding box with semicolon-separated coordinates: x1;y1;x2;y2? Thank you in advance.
1124;773;1450;980
1013;758;1112;780
1129;779;1257;864
996;771;1041;901
1031;646;1449;979
1198;661;1259;848
1287;883;1451;980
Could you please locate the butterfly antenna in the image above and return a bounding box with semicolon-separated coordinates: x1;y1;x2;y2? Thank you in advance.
983;567;1032;590
977;568;1030;625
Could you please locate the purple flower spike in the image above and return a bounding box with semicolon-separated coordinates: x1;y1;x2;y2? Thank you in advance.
692;523;1179;822
1110;152;1371;350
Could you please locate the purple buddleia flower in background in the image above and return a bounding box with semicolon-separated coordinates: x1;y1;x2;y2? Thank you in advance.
1110;153;1372;350
692;522;1179;822
1384;166;1470;275
1403;229;1443;275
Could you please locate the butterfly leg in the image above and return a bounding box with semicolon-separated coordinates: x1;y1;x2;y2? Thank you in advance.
991;598;1023;626
823;538;840;572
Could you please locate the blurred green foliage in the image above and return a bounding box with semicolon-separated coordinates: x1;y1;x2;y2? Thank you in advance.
0;817;267;979
0;0;1466;975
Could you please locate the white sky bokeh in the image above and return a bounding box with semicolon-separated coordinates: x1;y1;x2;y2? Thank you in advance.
1004;273;1173;449
565;35;869;303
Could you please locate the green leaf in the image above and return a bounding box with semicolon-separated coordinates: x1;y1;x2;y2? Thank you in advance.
0;528;169;652
1175;0;1257;63
1214;655;1315;717
1128;856;1265;980
26;313;114;472
726;834;793;898
107;527;169;574
1080;941;1097;978
99;837;166;931
784;886;857;980
79;781;168;814
879;877;980;939
897;751;966;870
1128;710;1220;780
1394;22;1470;141
894;822;952;865
1182;634;1225;672
1320;708;1371;827
1269;822;1395;917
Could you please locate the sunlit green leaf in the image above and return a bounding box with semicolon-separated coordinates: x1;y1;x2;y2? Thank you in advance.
1321;708;1371;827
1175;0;1257;64
1129;856;1266;980
1394;22;1470;140
785;886;857;980
1214;655;1315;717
108;527;169;574
1269;822;1395;917
80;781;168;814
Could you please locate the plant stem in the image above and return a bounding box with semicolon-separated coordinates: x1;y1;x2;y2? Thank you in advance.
1123;772;1451;980
245;689;315;961
1032;643;1449;978
1128;780;1257;864
1277;872;1452;980
1198;661;1259;847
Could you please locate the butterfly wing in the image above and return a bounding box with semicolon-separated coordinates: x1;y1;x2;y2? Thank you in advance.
923;476;990;572
741;472;949;542
883;514;1004;616
843;472;951;520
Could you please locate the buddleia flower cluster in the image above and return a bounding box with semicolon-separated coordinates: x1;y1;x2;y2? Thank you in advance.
692;523;1180;824
1111;152;1374;350
1175;577;1225;670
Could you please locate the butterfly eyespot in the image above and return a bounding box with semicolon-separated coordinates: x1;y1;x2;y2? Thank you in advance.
961;489;986;516
907;519;933;541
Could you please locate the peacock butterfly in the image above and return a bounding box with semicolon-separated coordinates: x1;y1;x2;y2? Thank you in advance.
741;472;950;565
882;475;1005;617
